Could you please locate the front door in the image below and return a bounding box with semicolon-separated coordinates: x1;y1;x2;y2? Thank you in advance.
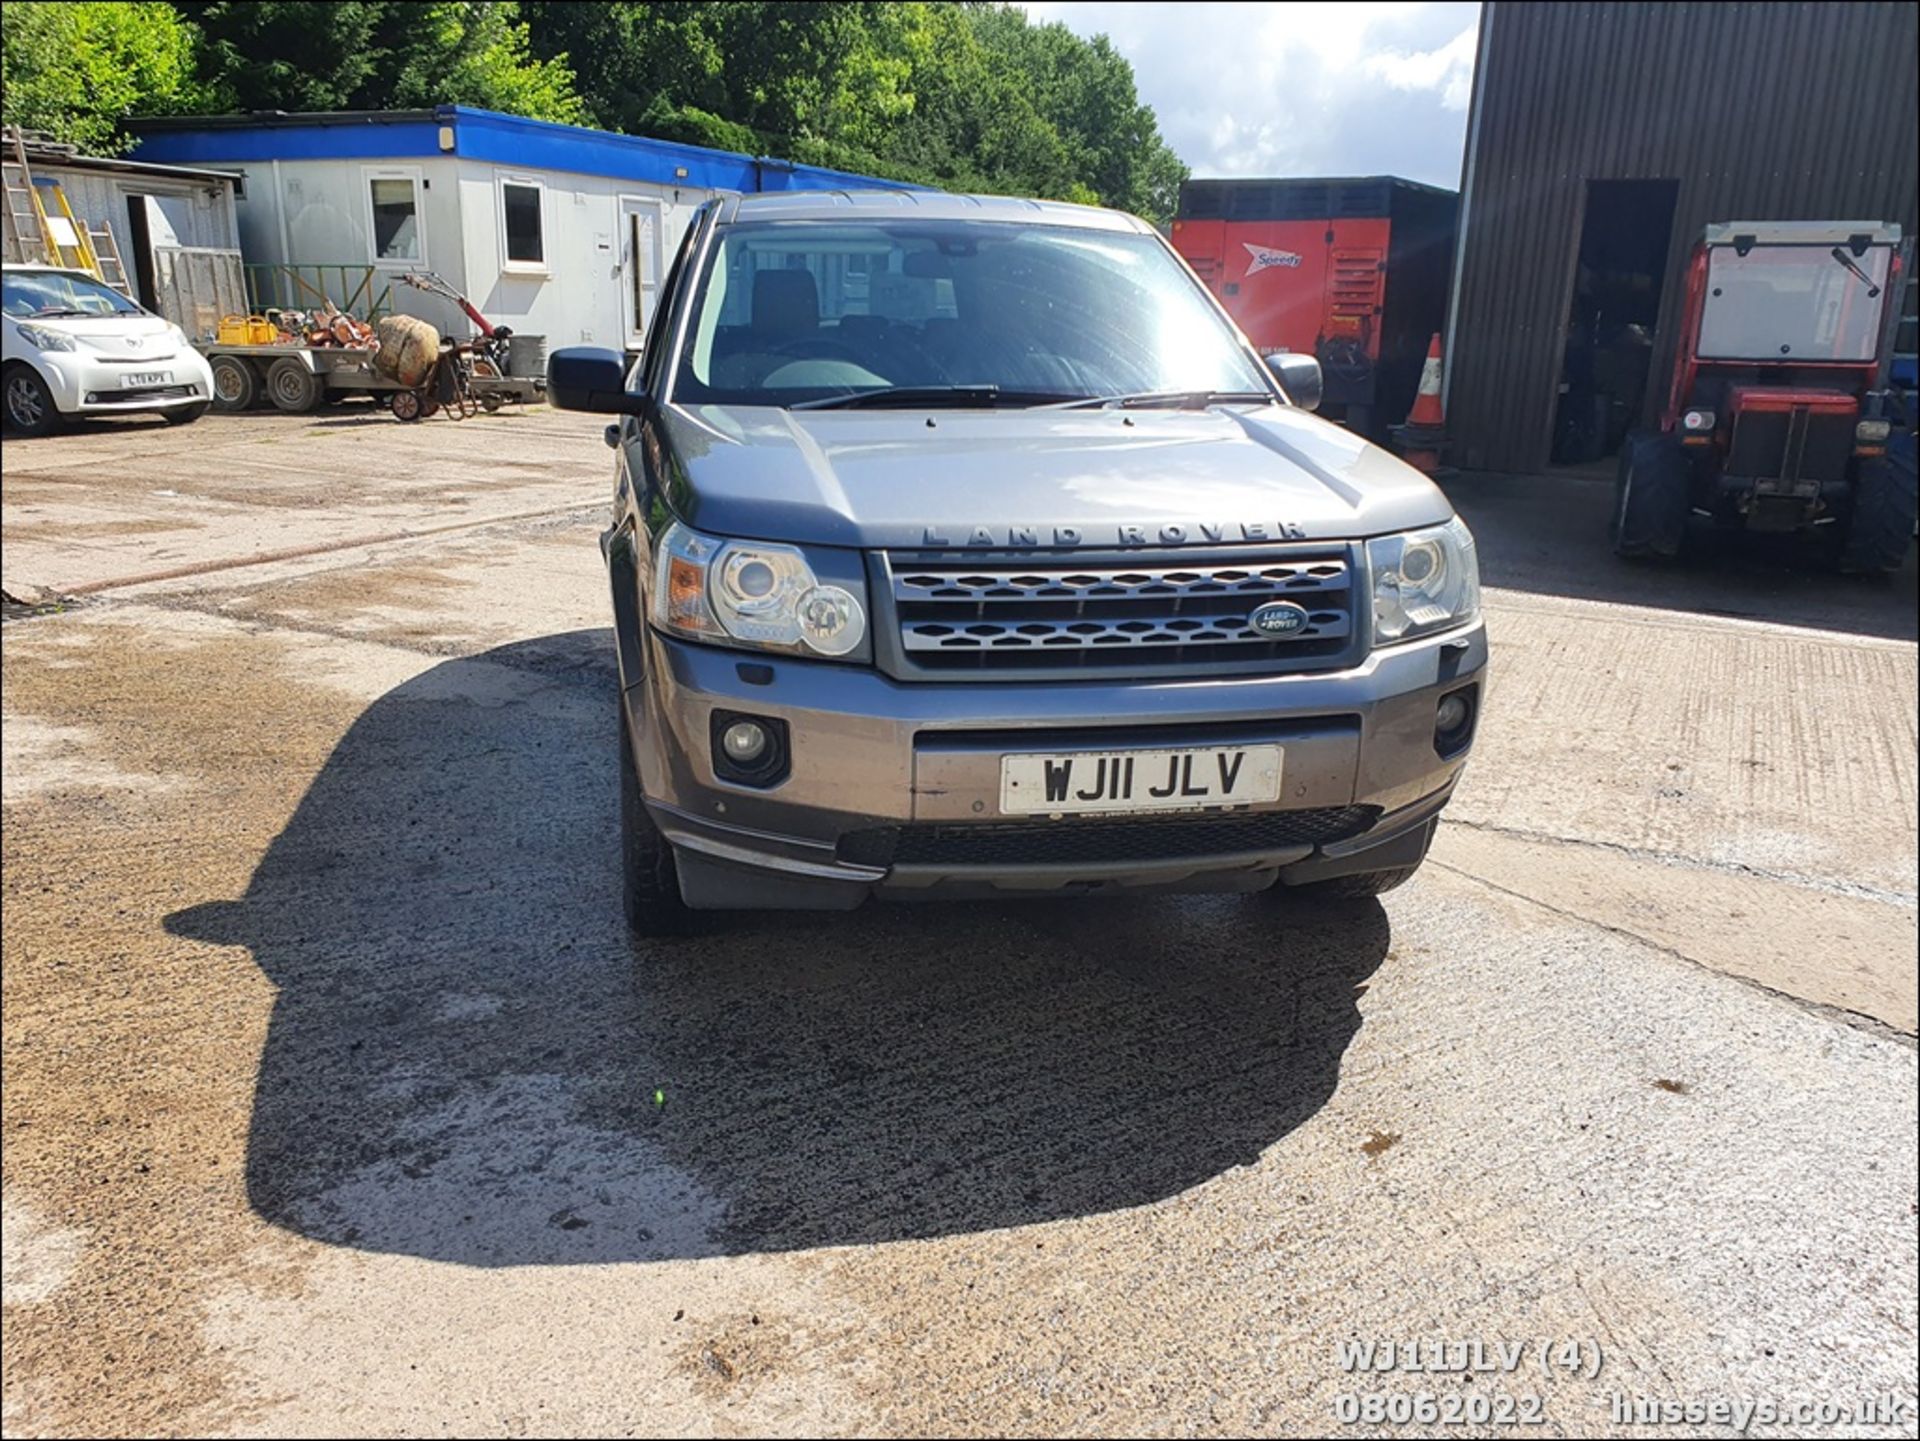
619;196;663;352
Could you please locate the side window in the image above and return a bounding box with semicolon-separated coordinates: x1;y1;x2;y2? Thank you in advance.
642;209;705;394
501;179;544;269
366;171;423;264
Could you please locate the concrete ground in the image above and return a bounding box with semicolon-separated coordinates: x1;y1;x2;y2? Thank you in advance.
3;407;1915;1438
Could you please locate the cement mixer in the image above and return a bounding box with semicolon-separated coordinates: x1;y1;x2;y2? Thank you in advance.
372;314;440;389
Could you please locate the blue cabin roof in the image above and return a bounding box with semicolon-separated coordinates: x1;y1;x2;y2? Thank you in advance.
130;106;929;196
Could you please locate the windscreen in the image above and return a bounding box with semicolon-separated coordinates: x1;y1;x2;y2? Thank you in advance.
675;220;1269;405
2;269;145;318
1696;245;1890;363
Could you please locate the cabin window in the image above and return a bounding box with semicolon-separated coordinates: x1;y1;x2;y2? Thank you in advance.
502;180;545;267
368;174;421;262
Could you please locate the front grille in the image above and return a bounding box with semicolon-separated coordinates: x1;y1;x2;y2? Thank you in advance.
1729;406;1855;494
839;805;1380;868
881;549;1357;677
85;384;198;404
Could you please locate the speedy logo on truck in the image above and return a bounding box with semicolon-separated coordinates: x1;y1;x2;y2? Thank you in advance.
1242;242;1303;275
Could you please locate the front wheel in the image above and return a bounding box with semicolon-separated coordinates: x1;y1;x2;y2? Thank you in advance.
620;700;699;938
2;364;62;436
1838;431;1917;575
162;403;210;426
1611;429;1692;559
1288;862;1425;900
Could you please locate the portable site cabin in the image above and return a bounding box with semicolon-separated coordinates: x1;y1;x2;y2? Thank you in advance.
129;107;926;356
3;130;247;339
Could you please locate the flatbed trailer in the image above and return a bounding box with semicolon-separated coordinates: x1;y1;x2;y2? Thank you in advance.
201;341;544;415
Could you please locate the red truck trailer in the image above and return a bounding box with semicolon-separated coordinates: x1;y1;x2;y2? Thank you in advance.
1171;176;1458;437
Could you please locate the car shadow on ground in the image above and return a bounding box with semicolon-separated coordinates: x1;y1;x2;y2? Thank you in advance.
1445;468;1918;642
167;630;1389;1266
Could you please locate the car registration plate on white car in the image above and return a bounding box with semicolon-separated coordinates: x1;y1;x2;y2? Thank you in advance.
122;371;171;388
1000;744;1283;816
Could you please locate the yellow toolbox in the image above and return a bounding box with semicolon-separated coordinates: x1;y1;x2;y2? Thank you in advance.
217;314;279;346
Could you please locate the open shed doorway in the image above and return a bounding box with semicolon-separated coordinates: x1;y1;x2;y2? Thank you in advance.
1551;179;1680;470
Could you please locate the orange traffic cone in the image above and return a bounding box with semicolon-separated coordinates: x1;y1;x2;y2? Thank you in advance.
1393;333;1447;473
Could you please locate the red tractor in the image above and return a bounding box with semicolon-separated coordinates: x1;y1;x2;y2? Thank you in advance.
1612;221;1915;573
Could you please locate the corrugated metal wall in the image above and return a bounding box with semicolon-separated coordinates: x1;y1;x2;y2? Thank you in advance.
1445;1;1920;473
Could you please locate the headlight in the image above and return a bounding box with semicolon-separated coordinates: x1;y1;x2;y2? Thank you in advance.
651;521;867;659
1368;516;1480;644
15;324;76;353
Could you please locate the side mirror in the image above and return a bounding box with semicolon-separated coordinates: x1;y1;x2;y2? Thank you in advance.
549;346;646;414
1265;352;1323;413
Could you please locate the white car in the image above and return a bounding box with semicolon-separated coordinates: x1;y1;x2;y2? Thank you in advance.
2;263;215;436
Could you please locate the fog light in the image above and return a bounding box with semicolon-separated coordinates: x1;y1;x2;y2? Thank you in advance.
720;720;768;765
710;710;790;787
1434;685;1477;759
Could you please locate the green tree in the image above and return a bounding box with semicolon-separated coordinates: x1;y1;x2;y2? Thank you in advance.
1;0;204;154
522;1;1187;222
178;0;584;123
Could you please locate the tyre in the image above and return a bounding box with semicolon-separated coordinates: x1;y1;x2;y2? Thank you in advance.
2;363;62;437
265;357;323;413
389;389;424;422
1838;430;1917;575
619;700;698;938
162;402;210;426
209;355;258;412
1611;428;1692;559
1289;862;1425;901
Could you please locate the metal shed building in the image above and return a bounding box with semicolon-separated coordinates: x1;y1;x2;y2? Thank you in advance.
1443;0;1920;474
5;133;247;339
129;106;923;354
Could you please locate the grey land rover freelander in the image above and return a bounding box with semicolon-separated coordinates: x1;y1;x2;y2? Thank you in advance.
549;192;1487;935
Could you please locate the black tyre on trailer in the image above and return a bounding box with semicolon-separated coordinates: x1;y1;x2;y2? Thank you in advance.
266;357;323;413
1838;429;1918;575
1611;428;1692;559
209;354;258;412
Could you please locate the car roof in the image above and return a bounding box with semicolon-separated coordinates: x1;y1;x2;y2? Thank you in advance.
716;189;1153;234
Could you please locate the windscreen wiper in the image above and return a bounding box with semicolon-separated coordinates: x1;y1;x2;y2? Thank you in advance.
1829;247;1882;298
1048;389;1276;410
791;384;1082;411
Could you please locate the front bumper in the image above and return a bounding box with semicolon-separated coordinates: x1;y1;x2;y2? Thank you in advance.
625;618;1487;908
27;348;213;414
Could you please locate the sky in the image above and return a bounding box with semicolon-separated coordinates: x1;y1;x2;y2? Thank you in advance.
1019;2;1481;189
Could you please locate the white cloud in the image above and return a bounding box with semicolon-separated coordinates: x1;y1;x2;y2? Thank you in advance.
1019;1;1481;186
1363;25;1479;111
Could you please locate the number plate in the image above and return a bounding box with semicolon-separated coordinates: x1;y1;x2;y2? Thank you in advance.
122;371;171;388
1000;745;1283;816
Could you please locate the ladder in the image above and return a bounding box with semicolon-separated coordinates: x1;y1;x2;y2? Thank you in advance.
1;124;134;296
2;125;53;266
87;219;132;297
34;176;102;275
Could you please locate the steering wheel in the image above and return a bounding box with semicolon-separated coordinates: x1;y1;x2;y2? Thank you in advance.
770;335;868;364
